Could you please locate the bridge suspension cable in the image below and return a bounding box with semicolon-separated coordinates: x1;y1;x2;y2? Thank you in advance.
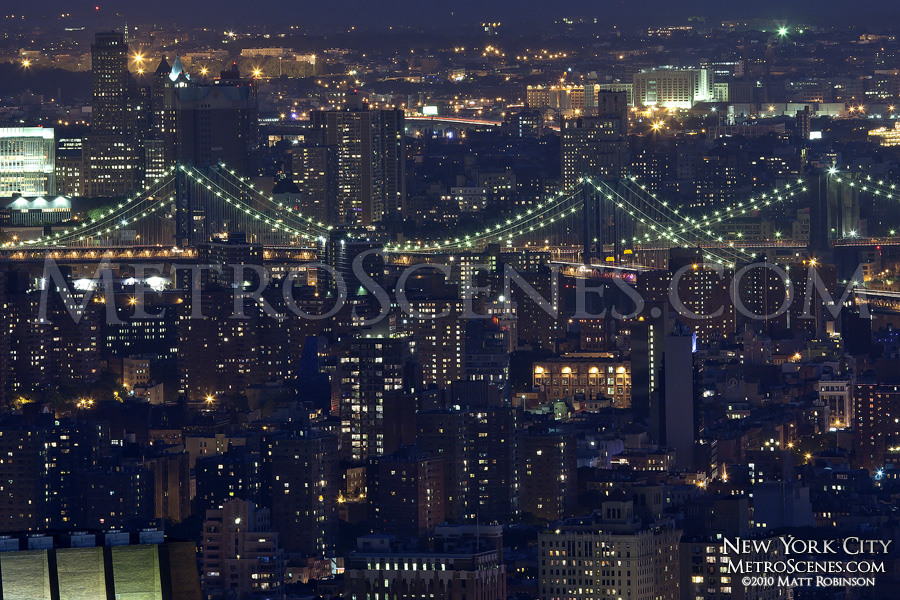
619;176;808;244
182;166;330;241
9;166;179;248
385;186;585;252
202;164;332;238
589;179;742;266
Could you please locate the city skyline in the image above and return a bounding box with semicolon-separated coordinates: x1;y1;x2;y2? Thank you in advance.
0;8;899;600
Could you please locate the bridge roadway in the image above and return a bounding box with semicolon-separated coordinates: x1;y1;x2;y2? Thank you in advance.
405;114;561;132
0;238;873;266
0;246;317;263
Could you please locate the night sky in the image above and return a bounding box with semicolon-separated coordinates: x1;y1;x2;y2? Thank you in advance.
19;0;900;28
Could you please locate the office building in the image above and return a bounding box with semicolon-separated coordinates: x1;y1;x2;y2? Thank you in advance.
0;127;55;197
82;32;144;197
54;138;82;197
147;57;181;179
175;78;259;175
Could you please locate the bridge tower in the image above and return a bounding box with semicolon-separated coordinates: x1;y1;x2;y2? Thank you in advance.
809;172;860;255
174;165;194;247
580;178;635;265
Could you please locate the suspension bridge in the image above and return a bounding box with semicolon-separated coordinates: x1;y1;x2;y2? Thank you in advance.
2;162;899;271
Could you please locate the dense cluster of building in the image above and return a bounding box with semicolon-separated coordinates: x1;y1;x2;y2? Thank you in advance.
0;13;899;600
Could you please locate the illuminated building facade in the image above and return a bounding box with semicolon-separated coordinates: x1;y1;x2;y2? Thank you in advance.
0;127;55;197
868;121;900;146
818;379;854;429
2;196;71;226
633;69;715;109
345;531;506;600
533;354;632;406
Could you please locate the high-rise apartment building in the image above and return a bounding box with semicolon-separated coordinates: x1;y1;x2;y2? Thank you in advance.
339;334;417;462
519;427;577;521
200;499;284;600
291;142;337;225
854;383;900;470
310;100;405;224
268;429;338;557
538;498;681;600
368;448;445;538
561;91;628;187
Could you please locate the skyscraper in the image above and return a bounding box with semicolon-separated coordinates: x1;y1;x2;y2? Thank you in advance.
82;31;144;197
175;78;258;175
651;330;698;471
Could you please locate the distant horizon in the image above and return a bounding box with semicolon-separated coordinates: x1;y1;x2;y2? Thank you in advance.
8;1;900;30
